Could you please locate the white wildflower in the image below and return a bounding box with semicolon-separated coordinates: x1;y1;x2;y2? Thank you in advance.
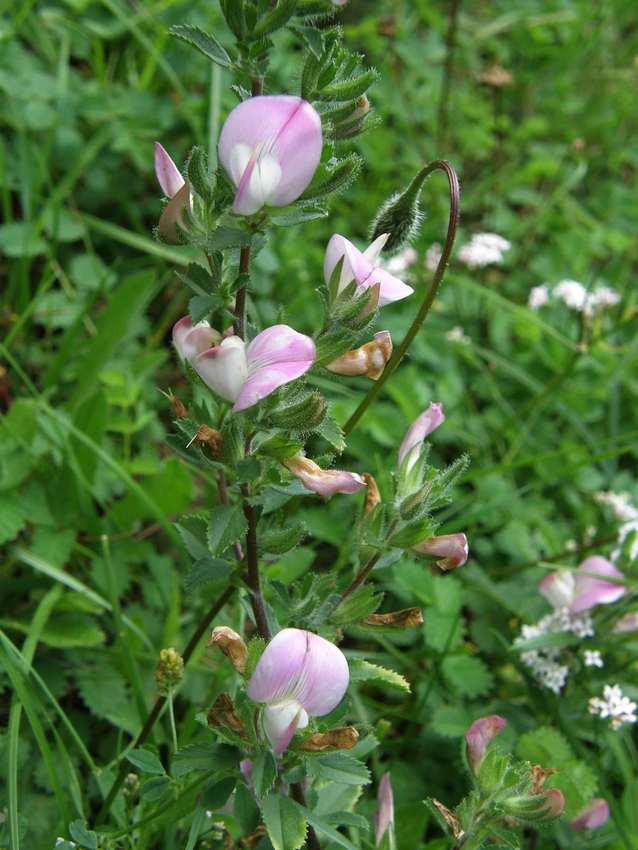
458;232;511;268
589;684;637;730
446;326;470;344
554;279;589;311
595;490;638;561
528;284;550;310
587;286;621;311
516;607;594;692
583;649;604;668
382;246;417;275
425;242;443;272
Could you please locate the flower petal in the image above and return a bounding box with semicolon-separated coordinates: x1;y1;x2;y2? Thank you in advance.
154;142;185;198
538;570;576;610
158;182;191;243
571;798;610;832
374;773;394;847
285;456;367;498
324;234;358;289
368;267;414;306
173;316;221;362
193;336;248;403
465;715;507;775
398;402;445;469
412;532;468;570
262;700;309;754
247;628;349;717
571;556;625;613
363;233;389;265
232;325;315;412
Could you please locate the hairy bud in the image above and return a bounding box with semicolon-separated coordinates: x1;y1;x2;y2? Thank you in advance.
297;726;359;751
363;607;423;628
208;626;248;674
502;788;565;822
369;168;426;253
155;647;184;695
207;693;246;735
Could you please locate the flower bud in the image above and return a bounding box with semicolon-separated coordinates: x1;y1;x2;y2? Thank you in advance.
284;455;366;499
571;798;610;832
465;715;507;775
297;726;359;752
158;183;191;243
369;166;428;253
123;772;140;798
502;788;565;822
398;403;445;472
363;608;423;628
207;693;246;735
167;391;187;419
155;647;184;695
375;774;395;847
363;473;381;515
412;533;469;571
208;626;248;674
327;331;392;380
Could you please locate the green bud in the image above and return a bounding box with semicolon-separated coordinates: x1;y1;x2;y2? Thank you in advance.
502;789;565;823
268;392;327;431
155;647;184;695
369;167;429;253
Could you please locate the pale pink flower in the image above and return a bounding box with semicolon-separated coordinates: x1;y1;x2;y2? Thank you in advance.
539;556;625;613
413;533;469;570
154;142;185;198
246;628;349;753
398;402;445;471
324;233;414;307
374;773;394;847
173;317;315;412
218;95;322;216
571;798;610;832
465;715;507;775
284;455;366;498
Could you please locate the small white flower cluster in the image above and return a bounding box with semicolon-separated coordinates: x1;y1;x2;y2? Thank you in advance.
584;649;604;668
595;490;638;562
445;326;470;345
425;242;443;272
458;232;511;268
589;684;638;730
528;279;621;315
382;246;417;275
517;607;595;693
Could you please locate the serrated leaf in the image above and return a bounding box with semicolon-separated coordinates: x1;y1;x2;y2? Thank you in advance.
170;24;232;67
69;821;98;850
262;793;308;850
184;557;233;593
175;515;209;560
441;655;494;698
306;752;371;786
172;742;238;779
349;659;410;692
515;727;573;767
315;414;345;452
235;782;260;834
261;522;306;555
329;584;382;626
388;517;437;549
252;751;277;798
551;759;598;817
430;704;474;738
272;206;328;227
126;749;165;775
140;776;172;801
424;610;465;653
300;805;359;850
207;226;251;251
207;505;248;556
320;69;378;102
189;293;224;323
253;0;298;37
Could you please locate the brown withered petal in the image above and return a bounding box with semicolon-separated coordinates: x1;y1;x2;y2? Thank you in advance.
296;726;359;752
326;331;392;381
207;693;245;734
431;799;464;840
158;182;190;243
169;393;187;419
363;473;381;515
363;608;424;628
196;425;224;457
532;765;559;794
208;626;248;674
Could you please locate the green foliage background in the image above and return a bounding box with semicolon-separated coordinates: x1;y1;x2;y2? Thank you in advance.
1;1;637;848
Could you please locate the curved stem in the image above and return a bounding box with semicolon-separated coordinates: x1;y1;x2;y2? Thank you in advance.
343;160;460;436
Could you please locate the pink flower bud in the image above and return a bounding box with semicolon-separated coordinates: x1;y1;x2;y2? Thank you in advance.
398;402;445;471
412;533;469;570
571;798;610;831
246;628;349;754
173;318;315;412
284;455;366;499
465;715;507;775
327;331;392;380
218;95;323;216
154;142;185;198
324;233;414;307
539;557;625;613
374;773;394;847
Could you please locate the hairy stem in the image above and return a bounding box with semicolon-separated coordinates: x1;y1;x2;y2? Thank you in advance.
343;160;460;436
242;487;271;640
94;584;235;824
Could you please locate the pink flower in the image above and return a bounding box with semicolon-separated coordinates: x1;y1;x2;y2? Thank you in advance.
284;455;366;498
465;715;507;775
154;142;185;198
324;233;414;307
398;402;445;471
218;95;323;216
571;798;610;832
173;317;315;413
374;773;394;847
246;628;349;754
412;533;469;570
539;556;625;613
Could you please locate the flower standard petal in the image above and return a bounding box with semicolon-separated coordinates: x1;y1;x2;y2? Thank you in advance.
465;715;507;775
233;325;315;412
324;234;358;289
398;402;445;470
154;142;185;198
571;556;625;613
193;337;248;403
173;316;221;362
538;570;576;610
369;267;414;306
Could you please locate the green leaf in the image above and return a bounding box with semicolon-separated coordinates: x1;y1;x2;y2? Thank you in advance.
170;24;232;67
430;704;474;738
300;154;363;202
300;805;360;850
315;414;345;452
183;557;233;594
207;226;251;251
513;631;578;653
126;749;166;775
251;751;277;798
261;522;306;555
262;793;308;850
388;518;437;549
271;206;328;227
202;776;236;810
320;69;379;102
140;776;172;801
349;659;410;692
551;759;598;817
441;655;494;698
424;610;465;653
253;0;298;38
172;742;238;779
235;782;260;833
306;752;371;786
515;726;573;767
207;505;248;556
69;820;98;850
329;585;382;626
